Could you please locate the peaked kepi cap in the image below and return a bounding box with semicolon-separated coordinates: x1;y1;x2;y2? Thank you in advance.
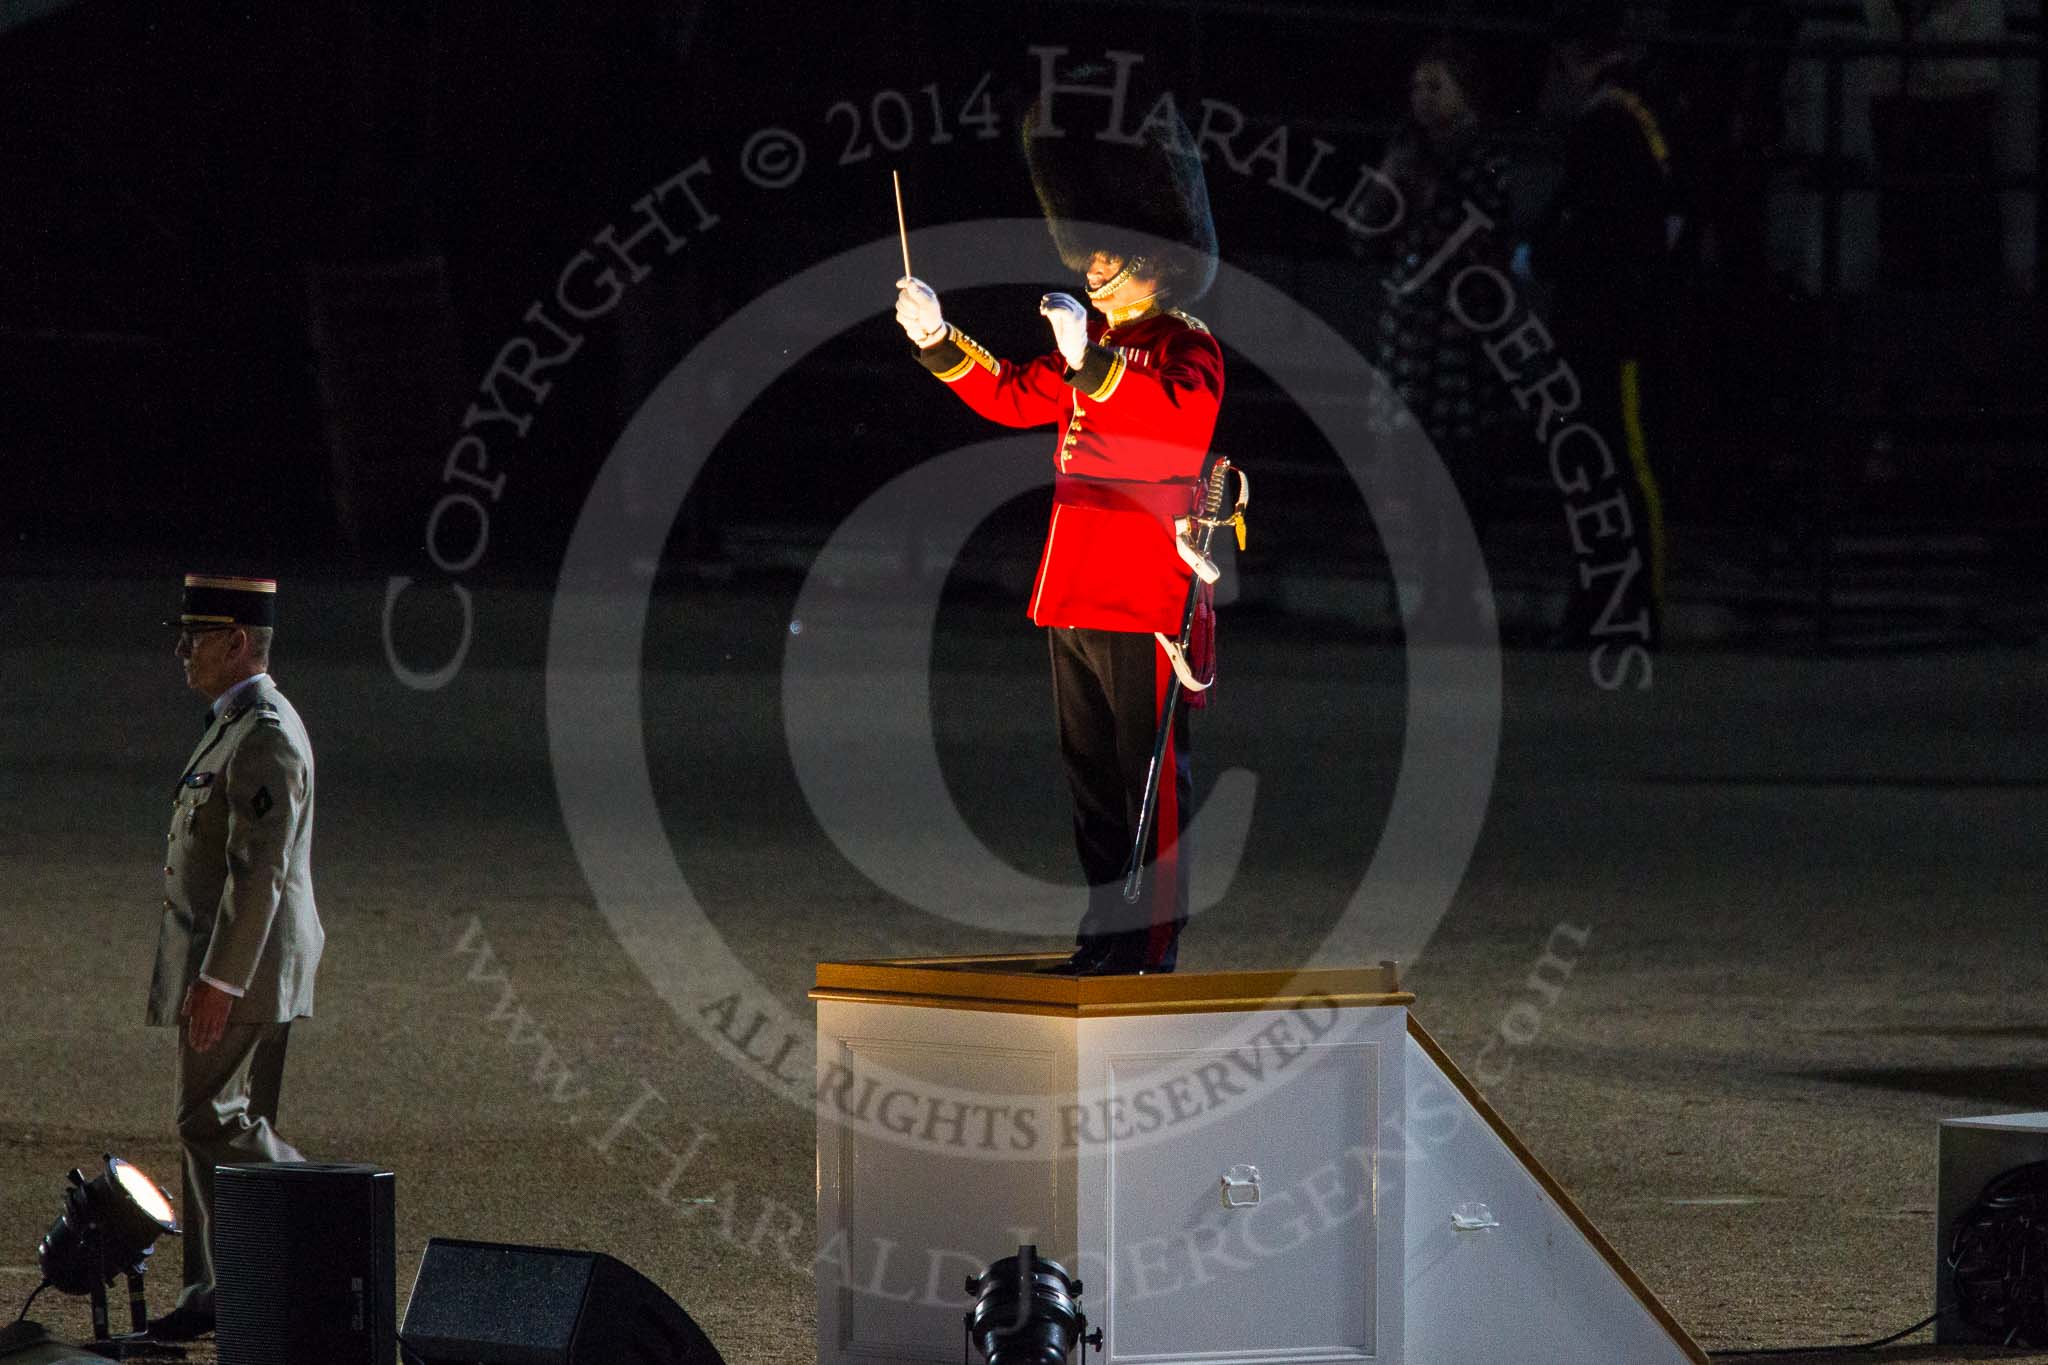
176;574;277;628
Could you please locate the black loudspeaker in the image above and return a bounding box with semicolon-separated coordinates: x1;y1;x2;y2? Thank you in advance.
397;1239;725;1365
214;1162;396;1365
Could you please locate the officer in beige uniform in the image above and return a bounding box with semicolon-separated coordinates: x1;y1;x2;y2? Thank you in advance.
146;574;322;1341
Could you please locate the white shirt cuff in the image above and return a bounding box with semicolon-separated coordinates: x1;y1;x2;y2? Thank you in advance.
200;973;245;998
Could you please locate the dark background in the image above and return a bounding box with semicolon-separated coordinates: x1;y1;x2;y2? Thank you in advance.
4;0;2038;641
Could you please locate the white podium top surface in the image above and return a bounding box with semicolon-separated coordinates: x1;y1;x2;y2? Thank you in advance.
811;954;1410;1017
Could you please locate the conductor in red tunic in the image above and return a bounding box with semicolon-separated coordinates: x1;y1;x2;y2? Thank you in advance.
894;102;1224;975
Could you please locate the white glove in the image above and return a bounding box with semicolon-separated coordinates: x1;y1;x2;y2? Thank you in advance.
1039;292;1089;370
896;276;946;348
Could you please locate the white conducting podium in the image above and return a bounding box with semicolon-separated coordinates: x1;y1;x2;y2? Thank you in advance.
812;956;1703;1365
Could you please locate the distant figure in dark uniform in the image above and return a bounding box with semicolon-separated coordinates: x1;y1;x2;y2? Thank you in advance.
146;574;322;1342
1528;0;1676;649
1362;37;1516;641
894;98;1224;975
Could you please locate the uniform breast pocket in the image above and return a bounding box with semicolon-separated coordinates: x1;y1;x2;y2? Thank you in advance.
173;779;217;840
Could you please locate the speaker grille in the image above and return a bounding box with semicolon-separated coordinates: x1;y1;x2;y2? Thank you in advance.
215;1162;395;1365
399;1240;727;1364
401;1242;592;1362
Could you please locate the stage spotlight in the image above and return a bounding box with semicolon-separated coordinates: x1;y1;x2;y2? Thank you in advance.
1949;1159;2048;1346
963;1245;1102;1364
31;1153;183;1359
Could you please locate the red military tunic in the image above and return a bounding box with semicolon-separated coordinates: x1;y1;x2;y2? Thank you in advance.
915;300;1225;634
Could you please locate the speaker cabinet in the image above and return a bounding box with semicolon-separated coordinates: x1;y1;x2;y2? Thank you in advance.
214;1162;396;1365
398;1239;725;1365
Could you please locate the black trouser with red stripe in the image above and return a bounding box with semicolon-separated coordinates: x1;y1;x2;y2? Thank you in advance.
1048;626;1191;972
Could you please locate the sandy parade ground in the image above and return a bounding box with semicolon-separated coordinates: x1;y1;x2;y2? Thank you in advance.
1;567;2044;1363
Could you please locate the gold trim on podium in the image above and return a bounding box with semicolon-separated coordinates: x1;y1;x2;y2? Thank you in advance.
810;954;1411;1019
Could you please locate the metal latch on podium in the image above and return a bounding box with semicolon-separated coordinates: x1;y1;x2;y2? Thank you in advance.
1220;1164;1261;1208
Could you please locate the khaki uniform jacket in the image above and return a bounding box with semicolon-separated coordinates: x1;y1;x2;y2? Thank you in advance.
147;677;323;1026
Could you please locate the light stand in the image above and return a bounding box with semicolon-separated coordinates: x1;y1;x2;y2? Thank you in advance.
78;1268;175;1359
32;1155;186;1359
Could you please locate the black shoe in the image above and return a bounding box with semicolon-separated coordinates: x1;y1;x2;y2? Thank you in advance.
1044;935;1170;976
1040;939;1123;975
145;1302;216;1341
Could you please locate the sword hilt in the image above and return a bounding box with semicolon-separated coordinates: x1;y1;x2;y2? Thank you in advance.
1201;457;1232;520
1172;458;1242;584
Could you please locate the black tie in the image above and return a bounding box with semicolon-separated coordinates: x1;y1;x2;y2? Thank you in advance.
201;709;215;733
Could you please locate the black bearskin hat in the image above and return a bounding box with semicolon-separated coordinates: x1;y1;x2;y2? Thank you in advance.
1022;94;1218;302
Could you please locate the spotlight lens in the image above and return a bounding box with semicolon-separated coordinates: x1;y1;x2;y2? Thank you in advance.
111;1159;177;1228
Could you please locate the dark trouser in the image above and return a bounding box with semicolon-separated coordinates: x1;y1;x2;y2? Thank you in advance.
1048;626;1192;971
1556;352;1666;650
175;1020;303;1305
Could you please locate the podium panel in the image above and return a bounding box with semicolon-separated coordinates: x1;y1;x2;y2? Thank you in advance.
1084;1015;1394;1361
1400;1024;1704;1364
817;1018;1073;1360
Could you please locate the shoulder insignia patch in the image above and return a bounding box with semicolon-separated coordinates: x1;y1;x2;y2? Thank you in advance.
250;786;274;818
1168;309;1210;334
